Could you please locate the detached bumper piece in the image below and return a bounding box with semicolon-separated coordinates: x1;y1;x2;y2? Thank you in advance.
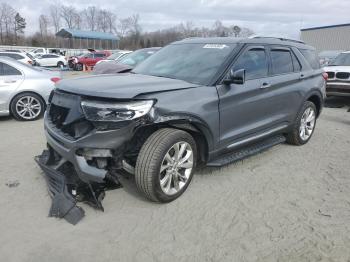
35;150;121;225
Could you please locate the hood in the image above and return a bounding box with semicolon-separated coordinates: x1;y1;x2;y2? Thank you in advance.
323;66;350;72
56;73;201;99
92;62;132;75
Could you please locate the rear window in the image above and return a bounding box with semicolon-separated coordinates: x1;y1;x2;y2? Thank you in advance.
94;53;106;58
270;50;294;75
299;49;320;69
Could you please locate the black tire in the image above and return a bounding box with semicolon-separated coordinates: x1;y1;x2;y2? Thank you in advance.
135;128;197;203
286;101;317;146
57;61;64;67
10;92;45;121
75;63;83;71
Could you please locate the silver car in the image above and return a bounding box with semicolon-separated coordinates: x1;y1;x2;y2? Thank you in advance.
0;57;59;121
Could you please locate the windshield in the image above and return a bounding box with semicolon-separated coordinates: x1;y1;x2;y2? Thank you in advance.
330;53;350;66
107;52;125;60
133;43;236;85
119;49;157;67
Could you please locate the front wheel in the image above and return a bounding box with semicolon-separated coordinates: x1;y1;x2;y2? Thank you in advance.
57;61;64;67
75;63;83;71
135;128;197;202
287;101;317;145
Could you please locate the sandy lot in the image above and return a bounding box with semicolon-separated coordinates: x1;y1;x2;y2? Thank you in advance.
0;99;349;262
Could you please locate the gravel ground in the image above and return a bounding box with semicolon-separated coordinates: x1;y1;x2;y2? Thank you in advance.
0;99;349;262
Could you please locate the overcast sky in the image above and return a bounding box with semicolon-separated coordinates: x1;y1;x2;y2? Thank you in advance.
6;0;350;38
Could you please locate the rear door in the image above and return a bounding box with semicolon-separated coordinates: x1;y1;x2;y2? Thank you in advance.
265;46;305;124
0;62;24;113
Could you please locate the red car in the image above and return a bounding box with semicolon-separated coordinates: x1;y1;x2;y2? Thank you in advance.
71;50;111;71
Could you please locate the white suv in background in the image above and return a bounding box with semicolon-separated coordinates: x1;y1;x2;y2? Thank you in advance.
0;52;33;65
34;54;67;67
324;51;350;97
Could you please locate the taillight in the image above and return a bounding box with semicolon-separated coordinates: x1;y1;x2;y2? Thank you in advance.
51;77;61;83
322;72;328;81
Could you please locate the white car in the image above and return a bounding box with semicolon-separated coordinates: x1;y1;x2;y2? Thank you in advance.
324;51;350;97
34;54;67;67
0;52;33;65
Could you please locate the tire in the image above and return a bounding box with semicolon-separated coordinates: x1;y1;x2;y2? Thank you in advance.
10;92;45;121
57;61;64;67
286;101;317;145
135;128;197;203
75;63;83;71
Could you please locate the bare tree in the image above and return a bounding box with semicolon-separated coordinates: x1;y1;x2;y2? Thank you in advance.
49;4;61;33
0;3;16;42
83;6;98;31
39;14;49;39
60;5;77;29
96;9;116;33
117;17;131;38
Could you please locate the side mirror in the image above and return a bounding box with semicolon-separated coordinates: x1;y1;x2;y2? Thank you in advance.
223;69;246;85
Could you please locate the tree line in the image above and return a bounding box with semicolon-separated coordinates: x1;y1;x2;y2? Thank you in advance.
0;3;254;50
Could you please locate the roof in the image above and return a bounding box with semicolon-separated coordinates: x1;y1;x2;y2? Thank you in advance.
56;28;119;41
173;37;312;49
301;23;350;32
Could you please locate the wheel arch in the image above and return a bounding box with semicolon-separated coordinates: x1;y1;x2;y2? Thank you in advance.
305;91;323;117
125;119;212;165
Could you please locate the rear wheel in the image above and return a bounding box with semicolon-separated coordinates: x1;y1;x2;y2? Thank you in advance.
10;92;45;121
287;101;317;145
75;63;83;71
135;128;197;202
57;61;64;67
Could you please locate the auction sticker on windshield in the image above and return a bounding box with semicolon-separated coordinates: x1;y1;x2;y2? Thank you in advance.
203;44;229;49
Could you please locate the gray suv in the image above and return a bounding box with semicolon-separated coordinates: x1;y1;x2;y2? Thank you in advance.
36;37;326;223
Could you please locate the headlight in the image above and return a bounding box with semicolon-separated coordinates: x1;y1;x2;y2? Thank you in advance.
81;100;154;122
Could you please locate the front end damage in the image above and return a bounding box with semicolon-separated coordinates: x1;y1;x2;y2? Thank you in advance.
35;147;121;225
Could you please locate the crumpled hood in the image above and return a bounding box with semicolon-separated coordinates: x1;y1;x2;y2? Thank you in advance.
57;73;200;99
323;66;350;72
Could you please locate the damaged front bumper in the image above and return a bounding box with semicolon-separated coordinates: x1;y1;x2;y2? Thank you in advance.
35;148;121;224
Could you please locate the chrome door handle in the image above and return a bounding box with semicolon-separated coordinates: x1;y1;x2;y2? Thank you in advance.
260;82;271;89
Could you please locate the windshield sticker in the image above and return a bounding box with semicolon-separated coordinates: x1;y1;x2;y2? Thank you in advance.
203;44;229;49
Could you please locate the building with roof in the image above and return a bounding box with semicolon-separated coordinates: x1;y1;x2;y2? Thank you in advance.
301;23;350;53
56;28;119;50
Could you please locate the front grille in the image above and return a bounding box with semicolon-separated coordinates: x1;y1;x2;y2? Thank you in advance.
326;72;335;78
47;91;94;140
336;72;350;79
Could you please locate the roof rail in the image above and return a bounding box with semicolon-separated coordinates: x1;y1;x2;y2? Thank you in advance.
250;35;305;44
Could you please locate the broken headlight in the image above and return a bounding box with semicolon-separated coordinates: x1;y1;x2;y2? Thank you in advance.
81;100;154;122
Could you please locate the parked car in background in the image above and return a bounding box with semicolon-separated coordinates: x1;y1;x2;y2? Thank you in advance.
324;51;350;97
319;50;343;66
37;37;325;220
0;51;33;65
93;47;160;74
33;54;67;67
95;50;132;66
0;57;60;121
28;47;63;57
72;50;111;71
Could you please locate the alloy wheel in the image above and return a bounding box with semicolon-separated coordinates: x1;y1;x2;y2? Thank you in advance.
159;141;194;196
299;107;316;141
15;96;42;120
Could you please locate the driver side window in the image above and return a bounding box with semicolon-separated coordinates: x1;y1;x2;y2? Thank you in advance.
233;48;268;80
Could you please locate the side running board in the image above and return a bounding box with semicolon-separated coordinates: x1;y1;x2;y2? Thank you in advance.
207;135;286;167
